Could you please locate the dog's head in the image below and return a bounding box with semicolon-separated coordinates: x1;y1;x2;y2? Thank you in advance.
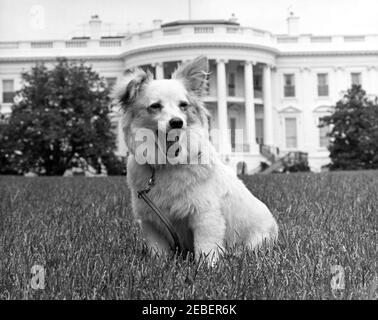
113;56;210;164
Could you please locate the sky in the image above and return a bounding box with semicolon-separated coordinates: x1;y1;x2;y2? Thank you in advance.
1;0;378;41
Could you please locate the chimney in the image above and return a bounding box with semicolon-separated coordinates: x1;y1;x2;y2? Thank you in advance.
89;14;102;39
287;11;299;36
153;19;162;28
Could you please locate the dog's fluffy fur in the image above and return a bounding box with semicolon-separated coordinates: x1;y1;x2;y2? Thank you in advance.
113;56;278;264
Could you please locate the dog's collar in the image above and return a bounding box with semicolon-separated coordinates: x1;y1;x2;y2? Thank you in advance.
136;150;203;253
139;165;156;193
137;165;182;253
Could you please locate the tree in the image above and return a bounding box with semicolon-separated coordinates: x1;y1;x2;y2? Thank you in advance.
320;85;378;170
0;58;124;175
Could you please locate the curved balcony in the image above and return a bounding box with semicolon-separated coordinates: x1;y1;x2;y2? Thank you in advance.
122;23;279;59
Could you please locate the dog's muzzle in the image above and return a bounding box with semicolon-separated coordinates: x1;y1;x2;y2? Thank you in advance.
169;117;184;129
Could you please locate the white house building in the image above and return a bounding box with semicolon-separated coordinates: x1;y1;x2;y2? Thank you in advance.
1;14;378;173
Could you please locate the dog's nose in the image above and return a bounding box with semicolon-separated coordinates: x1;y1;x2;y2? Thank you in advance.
169;117;183;129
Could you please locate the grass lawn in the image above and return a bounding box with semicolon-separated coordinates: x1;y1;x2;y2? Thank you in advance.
0;172;377;300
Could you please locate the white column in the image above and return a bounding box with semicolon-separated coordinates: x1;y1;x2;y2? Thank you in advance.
263;64;274;146
154;62;164;79
244;61;258;153
216;59;229;154
301;67;314;151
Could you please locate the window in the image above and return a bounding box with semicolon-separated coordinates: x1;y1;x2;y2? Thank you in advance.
284;74;295;97
318;118;329;148
253;74;262;98
2;80;14;103
229;117;236;151
285;117;297;148
253;74;262;89
140;64;156;79
228;73;235;96
163;61;180;79
351;73;361;86
317;73;329;96
255;118;264;145
105;77;117;90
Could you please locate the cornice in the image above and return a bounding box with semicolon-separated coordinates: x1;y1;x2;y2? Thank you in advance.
278;50;378;57
121;42;280;59
0;54;123;63
0;41;279;63
2;46;378;64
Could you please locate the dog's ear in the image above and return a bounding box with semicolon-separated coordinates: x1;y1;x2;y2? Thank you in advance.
172;56;209;97
111;68;152;110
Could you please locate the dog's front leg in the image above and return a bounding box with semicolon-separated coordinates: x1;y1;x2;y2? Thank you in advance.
140;220;171;257
190;210;226;267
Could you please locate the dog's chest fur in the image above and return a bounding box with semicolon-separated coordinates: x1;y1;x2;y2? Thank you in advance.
127;156;221;249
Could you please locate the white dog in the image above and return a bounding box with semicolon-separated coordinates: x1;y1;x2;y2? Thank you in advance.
113;56;278;265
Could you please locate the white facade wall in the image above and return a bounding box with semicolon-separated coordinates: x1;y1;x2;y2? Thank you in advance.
1;20;378;173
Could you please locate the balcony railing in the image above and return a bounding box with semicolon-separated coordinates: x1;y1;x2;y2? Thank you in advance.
194;27;214;34
99;39;121;47
163;28;181;35
226;27;239;33
0;42;19;49
344;36;365;42
31;41;53;49
65;40;87;48
311;36;332;43
277;37;298;43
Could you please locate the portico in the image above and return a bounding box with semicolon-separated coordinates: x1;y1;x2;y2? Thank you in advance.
139;57;273;165
212;58;273;157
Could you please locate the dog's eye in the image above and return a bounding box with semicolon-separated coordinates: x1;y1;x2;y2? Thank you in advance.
179;101;189;110
149;102;162;110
